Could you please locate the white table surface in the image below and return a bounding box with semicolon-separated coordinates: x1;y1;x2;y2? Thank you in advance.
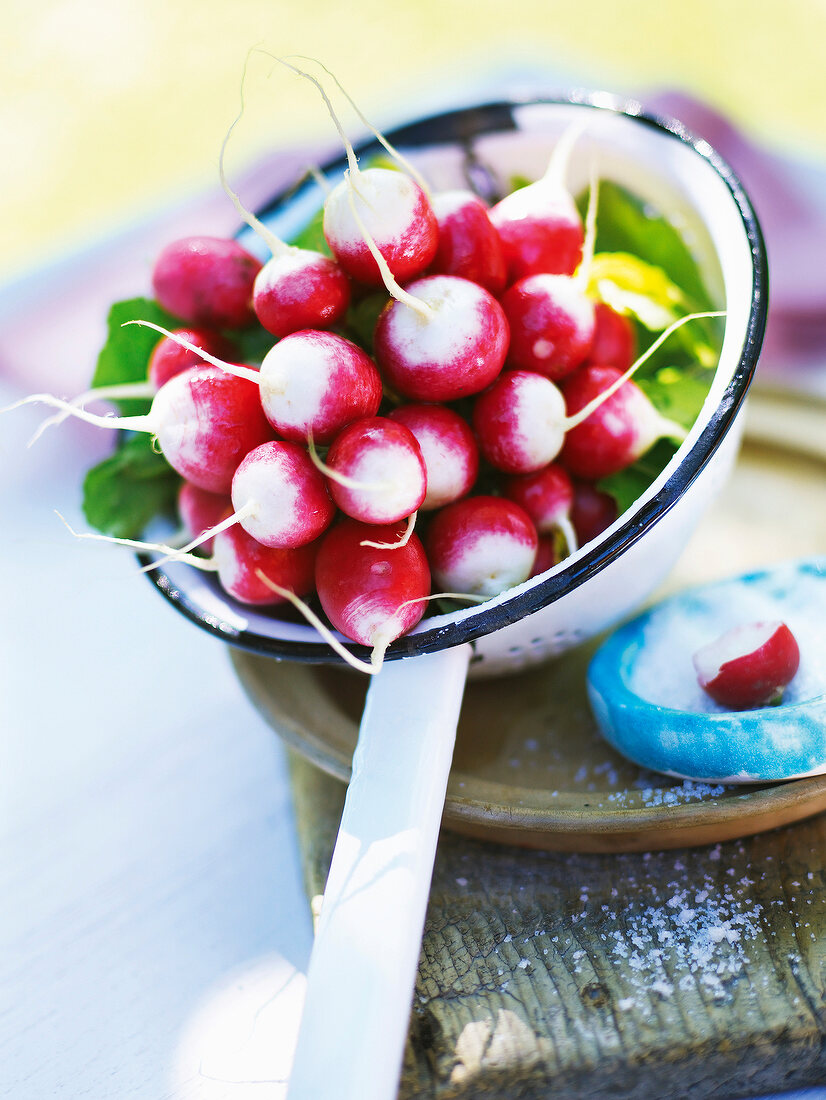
1;384;313;1098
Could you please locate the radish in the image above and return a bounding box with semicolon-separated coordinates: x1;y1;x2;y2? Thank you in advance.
500;273;595;380
429;189;506;295
322;417;426;525
560;363;684;480
373;275;509;401
586;302;637;372
692;621;800;709
315;517;431;660
178;483;232;554
129;322;382;447
19;365;274;494
472;370;567;475
570;480;618;545
258;330;382;444
212;524;319;605
252;251;351;338
324;167;438;286
388;404;478;510
502;463;577;551
425;496;538;597
152;236;262;329
489;124;584;283
229;440;336;547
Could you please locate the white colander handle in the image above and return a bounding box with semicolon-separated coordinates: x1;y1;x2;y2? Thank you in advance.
287;643;473;1100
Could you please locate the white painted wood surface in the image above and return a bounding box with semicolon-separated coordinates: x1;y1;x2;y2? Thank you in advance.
0;381;313;1098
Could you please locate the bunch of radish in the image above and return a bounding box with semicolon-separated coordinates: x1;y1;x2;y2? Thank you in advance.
14;66;724;672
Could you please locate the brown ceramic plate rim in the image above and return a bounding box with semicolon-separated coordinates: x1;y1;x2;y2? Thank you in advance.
230;646;826;849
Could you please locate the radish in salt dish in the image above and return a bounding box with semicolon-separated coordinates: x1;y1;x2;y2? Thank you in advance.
693;622;801;710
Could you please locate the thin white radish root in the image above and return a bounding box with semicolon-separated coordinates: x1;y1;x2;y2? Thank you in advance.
56;513;219;572
574;166;599;291
254;569;384;674
562;309;726;432
122;321;260;383
359;511;417;549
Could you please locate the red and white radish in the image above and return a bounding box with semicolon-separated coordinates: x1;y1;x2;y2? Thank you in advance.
252;250;351;338
322;417;426;525
429;189;506;295
324;168;438;286
229;440;336;547
502;463;577;551
692;621;800;709
315;517;431;656
500;273;595;380
388;404;478;510
489;125;584;283
472;370;567;475
21;365;274;494
212;525;319;605
258;329;383;444
560;363;683;480
152;237;262;329
373;275;509;401
425;496;538;597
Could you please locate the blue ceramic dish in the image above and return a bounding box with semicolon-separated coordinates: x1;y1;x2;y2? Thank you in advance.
587;558;826;782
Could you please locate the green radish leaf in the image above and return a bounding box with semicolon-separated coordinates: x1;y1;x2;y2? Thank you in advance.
234;323;275;364
288;205;331;255
586;252;689;330
576;181;714;309
365;153;401;173
637;365;716;429
82;434;180;539
92;297;181;415
344;291;388;352
596;438;678;516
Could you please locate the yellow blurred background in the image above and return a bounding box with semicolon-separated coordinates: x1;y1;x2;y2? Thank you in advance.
2;0;824;286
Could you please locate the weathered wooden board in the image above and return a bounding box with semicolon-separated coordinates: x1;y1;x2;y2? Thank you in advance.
290;752;826;1098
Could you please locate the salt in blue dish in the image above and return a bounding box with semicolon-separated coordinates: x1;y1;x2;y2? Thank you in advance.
587;557;826;783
